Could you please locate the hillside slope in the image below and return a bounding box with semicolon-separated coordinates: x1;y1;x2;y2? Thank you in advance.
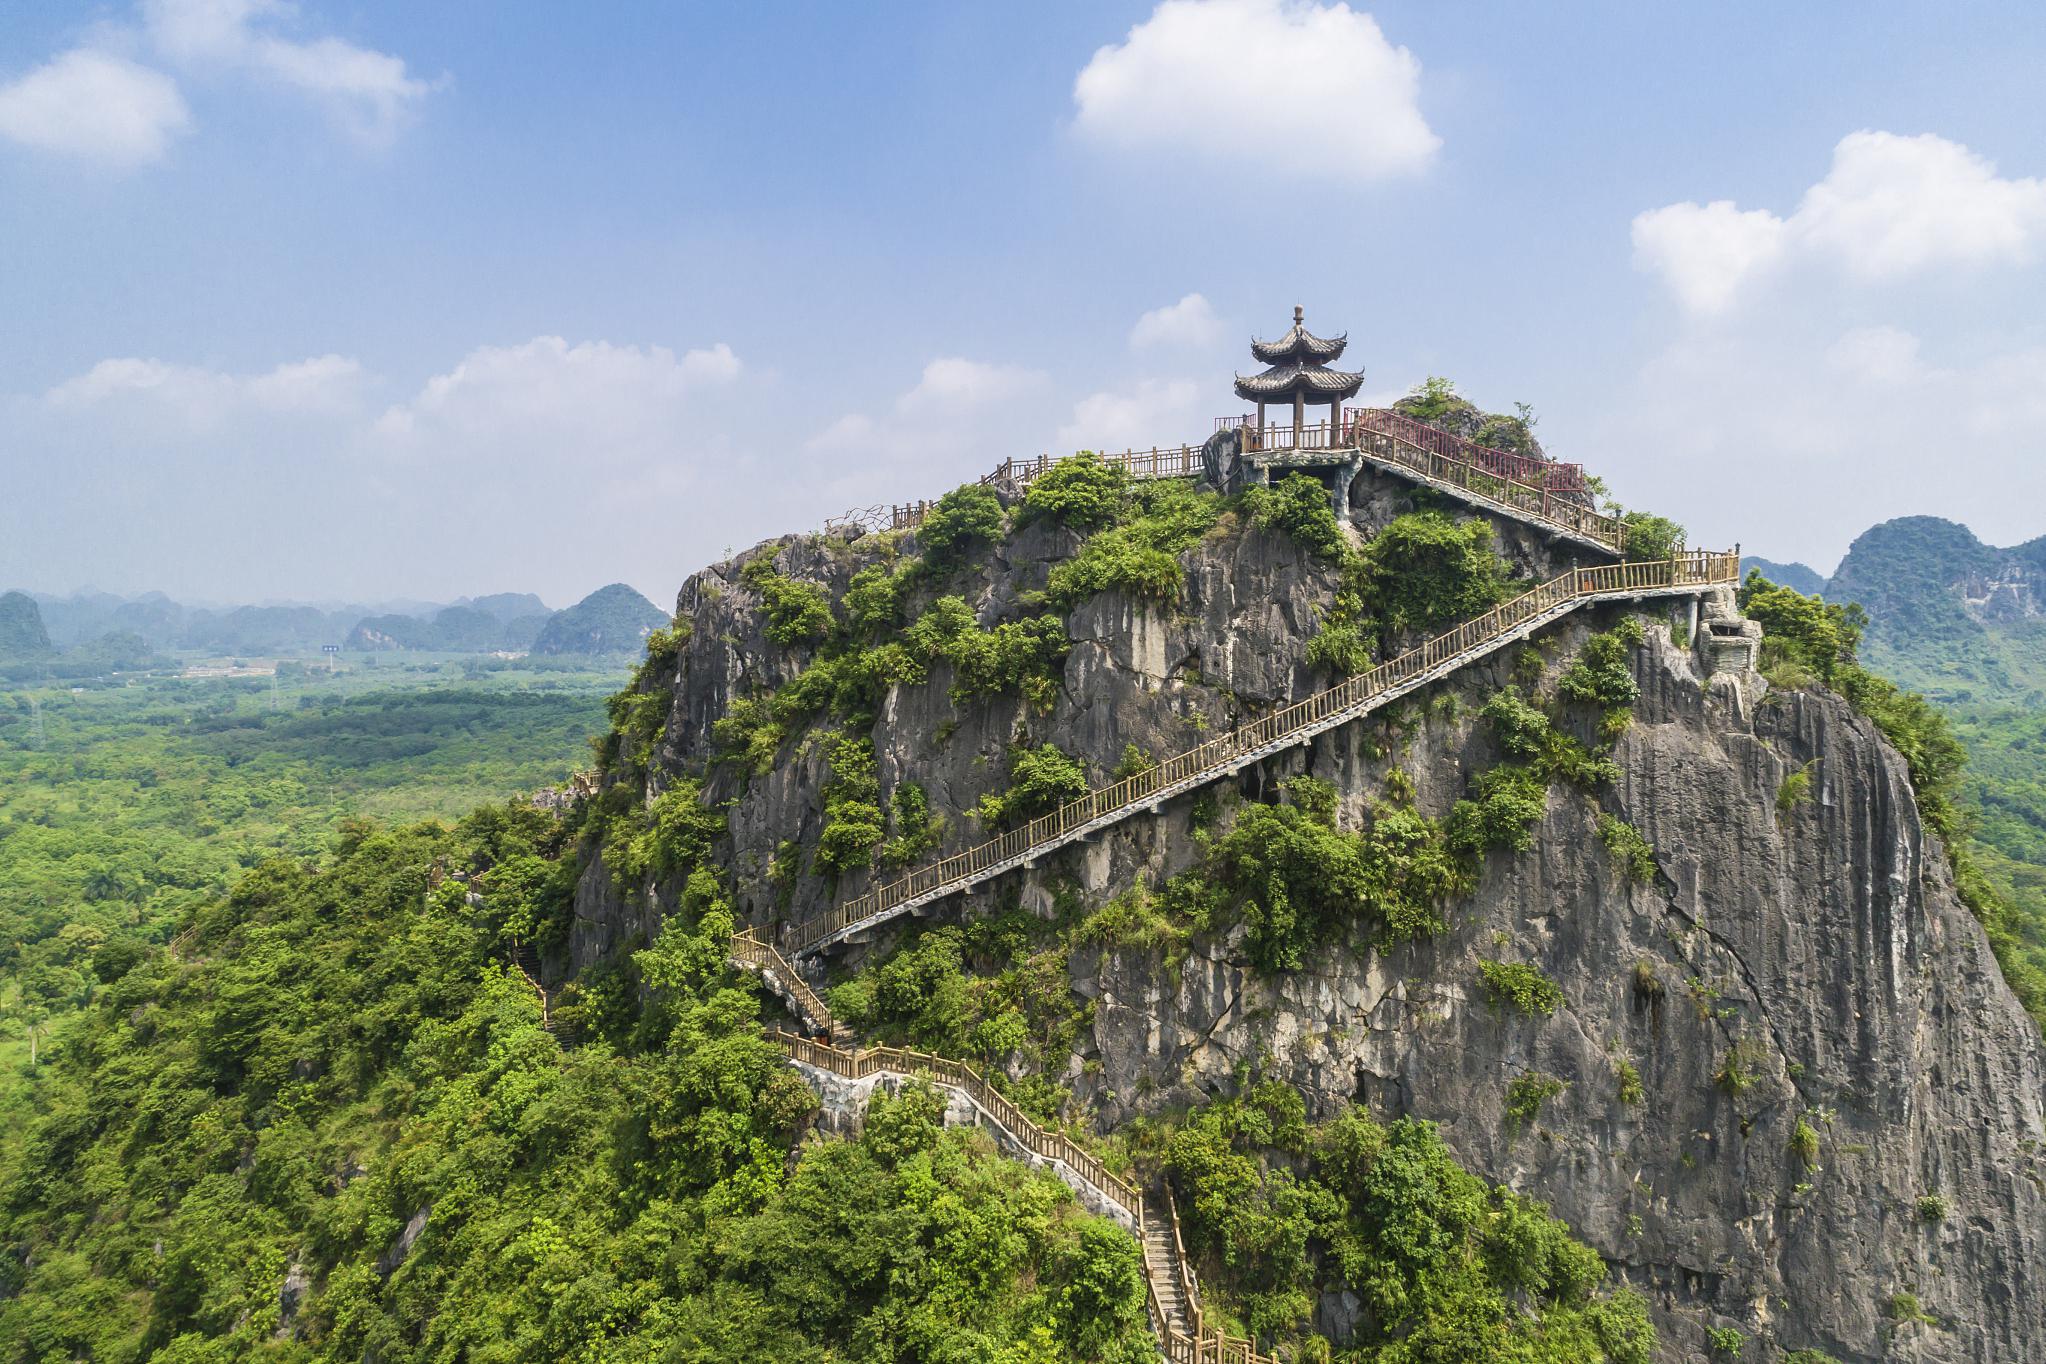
576;463;2046;1361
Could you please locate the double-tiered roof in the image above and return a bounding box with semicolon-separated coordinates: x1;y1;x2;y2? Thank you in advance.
1234;305;1364;406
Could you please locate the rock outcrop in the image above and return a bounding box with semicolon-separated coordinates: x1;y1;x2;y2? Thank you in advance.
575;467;2046;1361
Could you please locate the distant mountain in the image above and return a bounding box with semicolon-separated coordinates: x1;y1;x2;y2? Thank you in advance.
0;592;53;658
346;604;551;653
531;584;666;655
1823;516;2046;700
1740;556;1826;597
458;592;551;624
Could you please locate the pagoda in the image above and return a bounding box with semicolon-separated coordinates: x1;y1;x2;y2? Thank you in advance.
1233;305;1365;448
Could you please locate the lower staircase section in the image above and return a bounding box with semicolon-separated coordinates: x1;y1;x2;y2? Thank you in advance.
757;1026;1274;1364
731;929;848;1043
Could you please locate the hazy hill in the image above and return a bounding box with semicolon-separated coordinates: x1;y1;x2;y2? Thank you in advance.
456;591;551;623
346;604;551;653
0;591;52;658
1738;555;1824;596
530;583;666;655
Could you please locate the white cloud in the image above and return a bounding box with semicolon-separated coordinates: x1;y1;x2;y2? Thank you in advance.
143;0;435;142
1634;131;2046;313
1073;0;1437;182
1824;325;1922;385
1131;293;1222;350
1056;378;1204;451
896;357;1046;412
373;336;739;458
0;48;190;168
1629;200;1788;315
44;353;364;425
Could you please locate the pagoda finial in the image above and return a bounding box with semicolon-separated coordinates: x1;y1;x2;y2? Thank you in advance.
1293;303;1304;325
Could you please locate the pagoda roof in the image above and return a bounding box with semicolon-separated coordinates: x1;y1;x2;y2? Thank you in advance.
1250;305;1349;364
1234;363;1365;402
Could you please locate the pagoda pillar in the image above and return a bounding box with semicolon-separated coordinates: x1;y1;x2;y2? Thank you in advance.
1292;391;1304;446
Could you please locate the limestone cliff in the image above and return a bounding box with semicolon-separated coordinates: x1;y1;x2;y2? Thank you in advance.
575;468;2046;1361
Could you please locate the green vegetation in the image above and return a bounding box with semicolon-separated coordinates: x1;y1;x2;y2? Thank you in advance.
0;807;1153;1362
814;734;884;876
1596;813;1657;883
1916;1193;1948;1221
1161;1082;1654;1357
1885;1290;1937;1326
1020;450;1131;530
916;483;1006;569
1713;1039;1765;1097
1505;1072;1566;1128
1477;959;1564;1017
742;558;836;646
1783;1351;1845;1364
1777;763;1815;818
1242;474;1347;562
1705;1324;1744;1356
1613;1055;1644;1105
1047;479;1224;608
0;665;620;1113
1619;512;1685;562
1742;570;2046;1031
1789;1116;1821;1169
973;743;1090;829
1201;777;1471;972
1356;511;1512;636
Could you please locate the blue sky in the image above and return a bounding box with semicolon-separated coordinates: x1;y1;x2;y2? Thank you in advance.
4;1;2045;608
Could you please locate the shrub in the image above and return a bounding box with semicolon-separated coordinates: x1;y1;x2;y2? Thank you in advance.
905;597;1071;710
1045;479;1223;607
881;781;945;868
1632;961;1665;1000
742;559;835;646
1713;1040;1765;1096
1885;1291;1936;1325
1916;1193;1948;1221
1306;601;1374;676
1447;764;1548;854
1243;473;1346;560
843;564;906;640
917;483;1005;567
1777;763;1815;818
1705;1324;1743;1356
1556;617;1645;720
1112;743;1155;780
1621;512;1685;561
975;743;1089;828
814;734;884;876
1021;451;1129;529
1614;1055;1644;1105
1505;1072;1565;1128
1357;512;1511;635
1477;959;1564;1017
1783;1352;1846;1364
1789;1116;1821;1168
1480;690;1553;760
1597;813;1658;884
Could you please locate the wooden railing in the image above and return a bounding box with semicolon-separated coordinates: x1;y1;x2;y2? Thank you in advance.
1345;409;1590;495
789;552;1738;956
769;1029;1146;1221
731;929;843;1039
764;1028;1272;1364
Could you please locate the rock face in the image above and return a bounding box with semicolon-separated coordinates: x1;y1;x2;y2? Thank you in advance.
576;468;2046;1361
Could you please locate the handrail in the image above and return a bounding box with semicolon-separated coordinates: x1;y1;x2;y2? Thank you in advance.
790;552;1739;956
763;1028;1273;1364
767;1029;1145;1223
1347;411;1625;553
731;929;844;1039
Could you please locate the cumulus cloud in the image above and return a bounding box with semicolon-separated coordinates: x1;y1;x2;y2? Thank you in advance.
44;353;365;426
1633;131;2046;313
896;357;1047;412
1130;293;1222;350
0;49;191;168
1056;378;1205;451
143;0;437;142
1072;0;1437;182
373;336;740;458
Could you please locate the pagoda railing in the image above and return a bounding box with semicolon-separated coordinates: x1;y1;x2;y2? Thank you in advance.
760;1027;1274;1364
788;551;1738;957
